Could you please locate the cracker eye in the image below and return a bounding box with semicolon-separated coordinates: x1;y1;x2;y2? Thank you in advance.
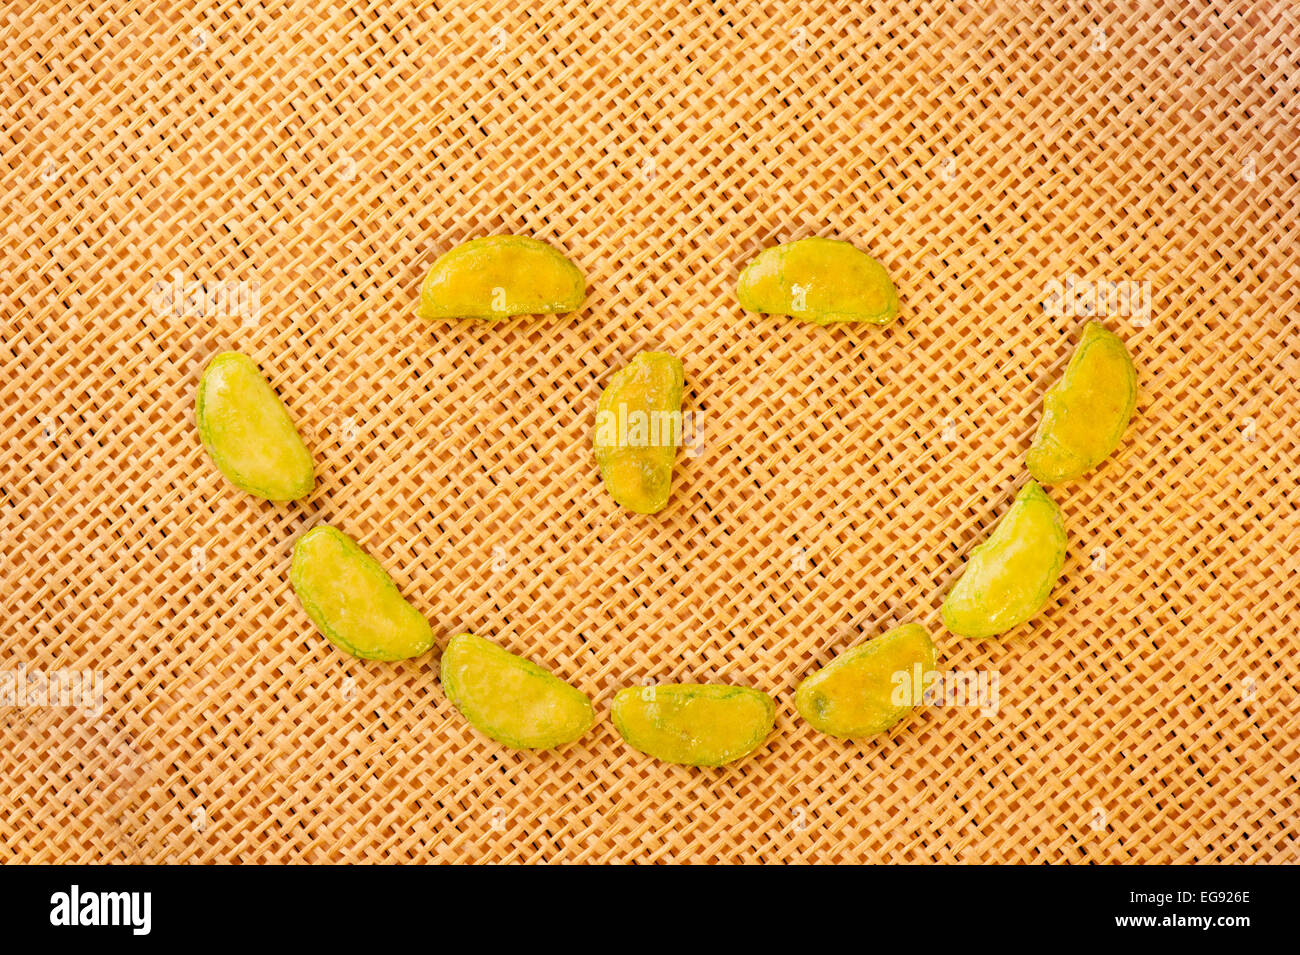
416;235;585;320
737;237;899;326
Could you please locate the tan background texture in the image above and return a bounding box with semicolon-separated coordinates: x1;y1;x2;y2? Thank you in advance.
1;0;1296;863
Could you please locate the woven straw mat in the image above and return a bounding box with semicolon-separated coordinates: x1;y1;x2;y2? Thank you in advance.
1;0;1297;864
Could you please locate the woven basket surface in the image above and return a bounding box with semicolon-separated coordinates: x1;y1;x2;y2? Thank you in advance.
1;0;1296;864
